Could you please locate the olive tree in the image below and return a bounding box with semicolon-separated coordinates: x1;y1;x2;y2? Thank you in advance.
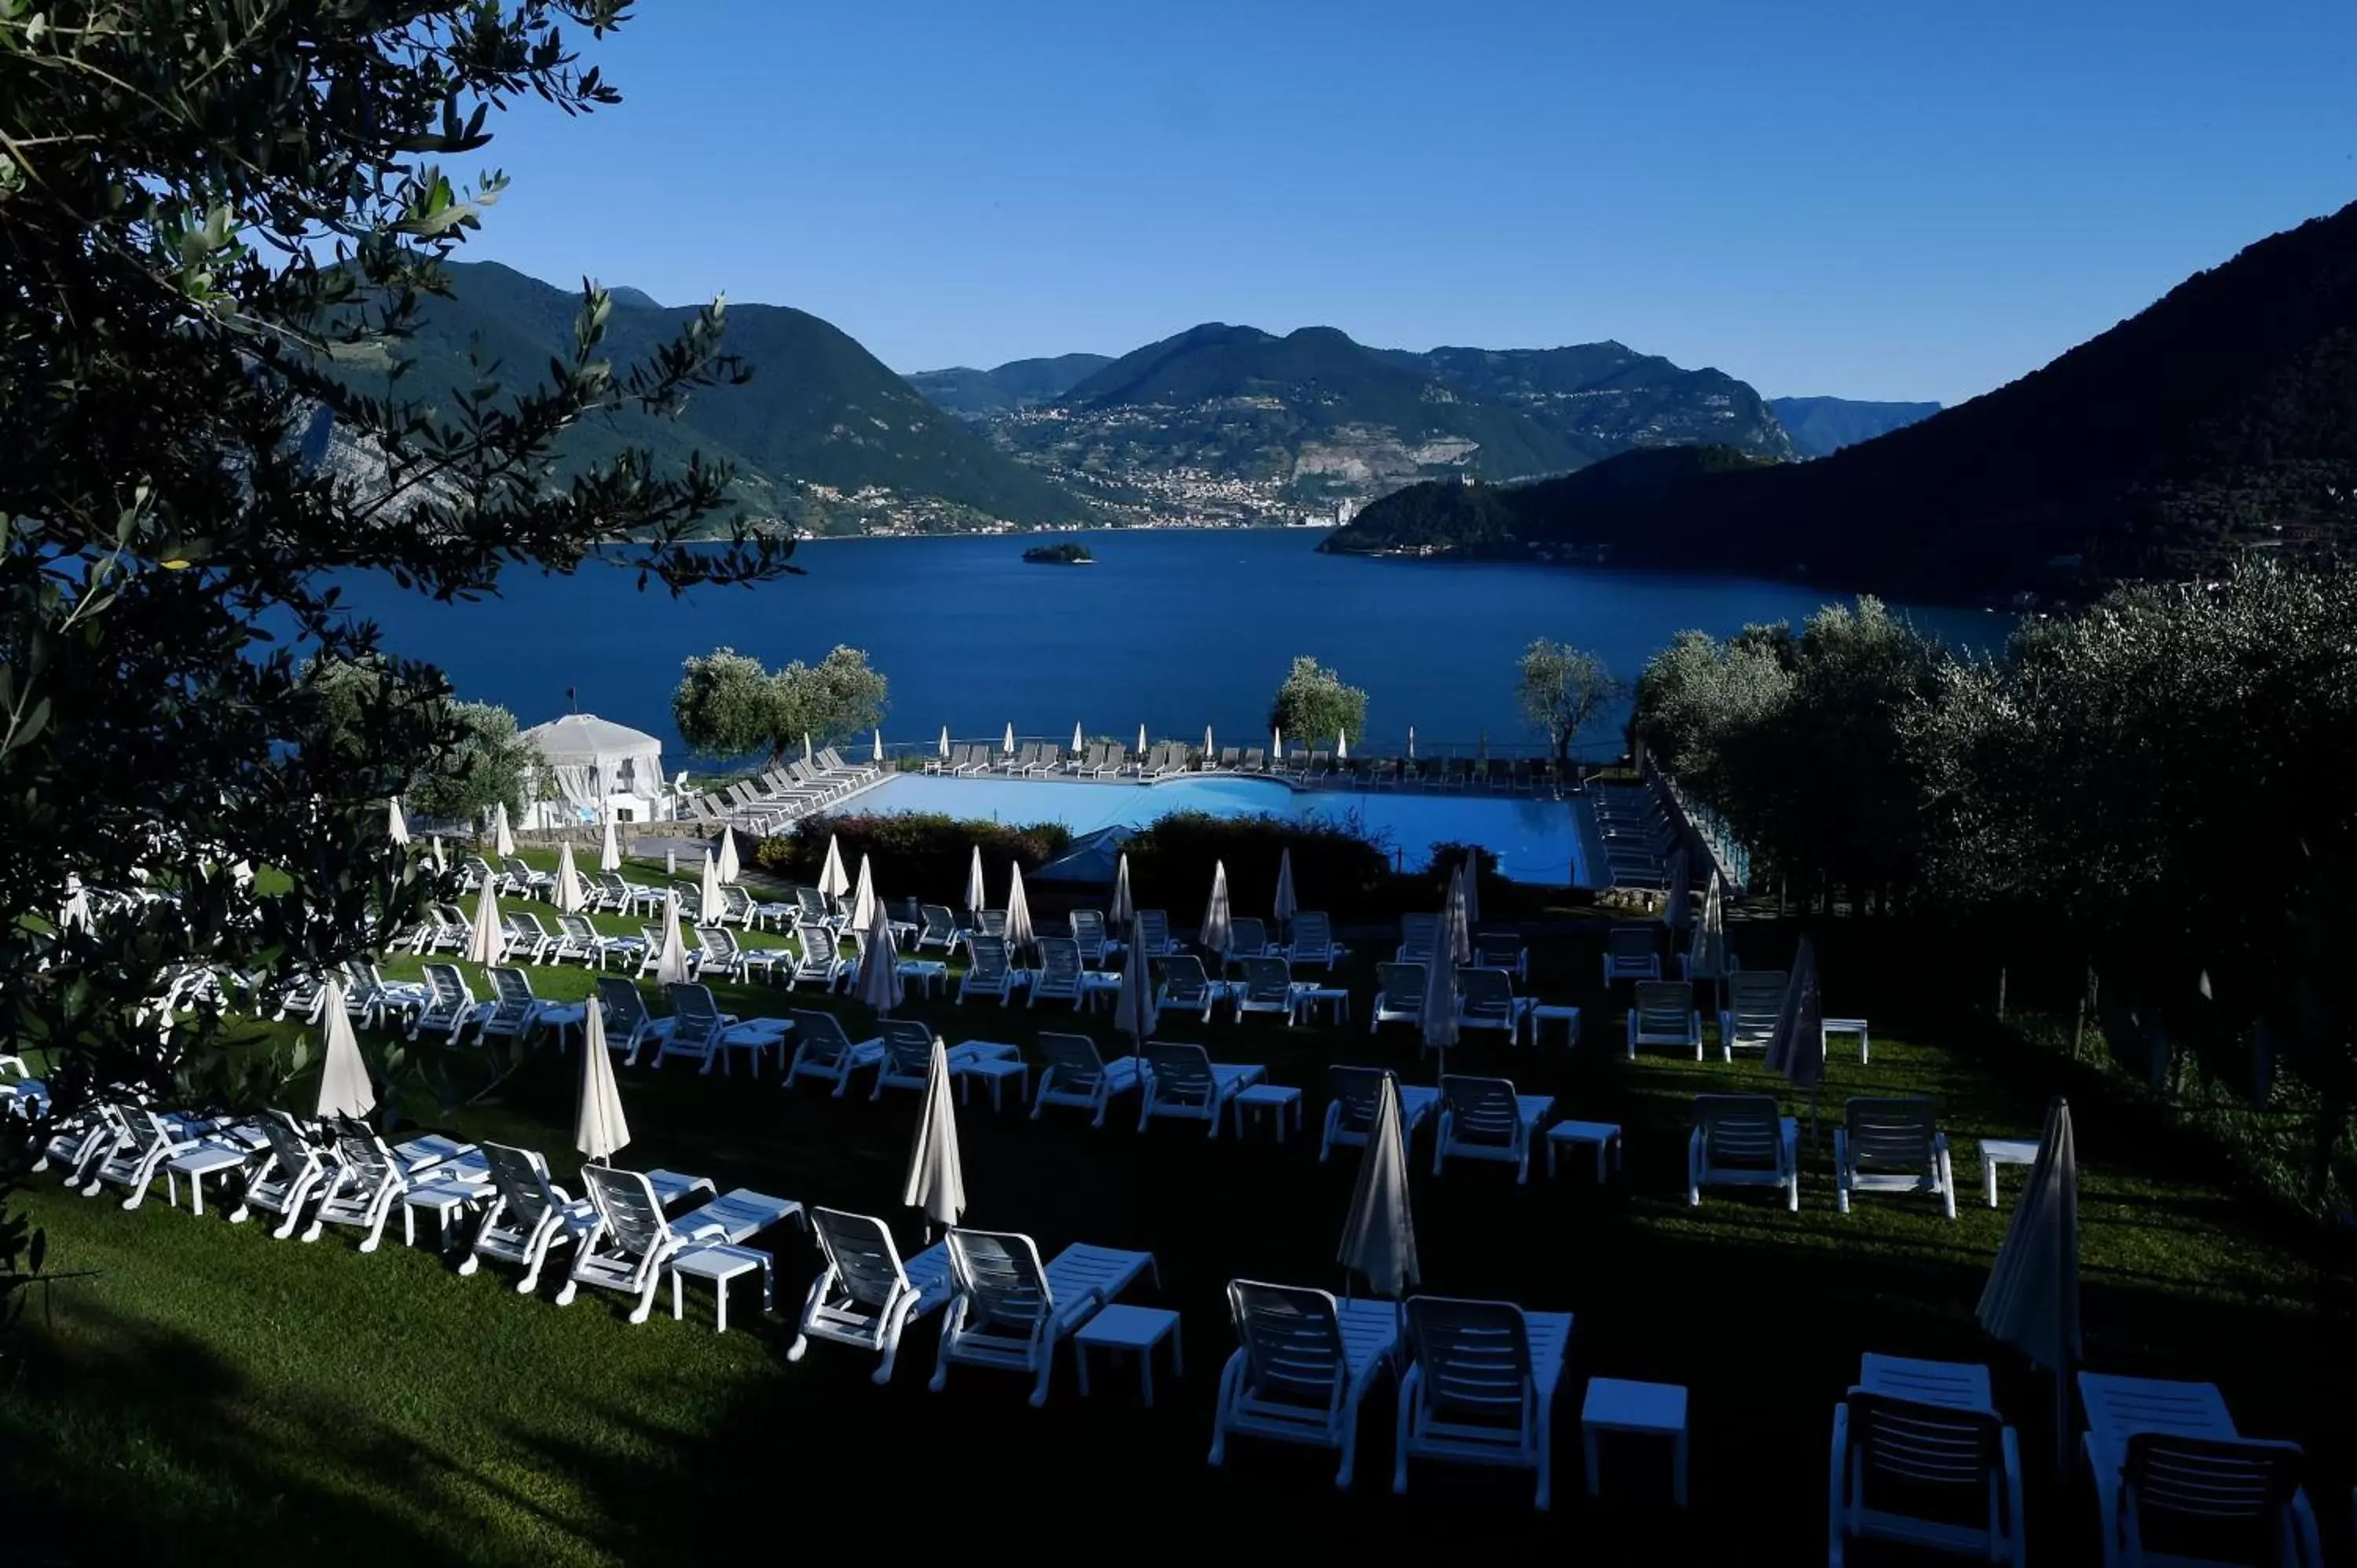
1268;656;1368;746
1;0;791;1325
1515;639;1620;770
673;645;889;764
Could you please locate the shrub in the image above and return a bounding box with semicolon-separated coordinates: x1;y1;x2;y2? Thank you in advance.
754;811;1071;907
1124;810;1391;922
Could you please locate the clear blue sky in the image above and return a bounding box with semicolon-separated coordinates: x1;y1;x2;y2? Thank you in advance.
469;0;2355;405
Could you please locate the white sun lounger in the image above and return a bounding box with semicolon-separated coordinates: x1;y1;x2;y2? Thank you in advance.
788;1207;956;1383
1433;1075;1554;1183
1626;980;1704;1060
1688;1093;1799;1211
785;1009;885;1097
1032;1032;1145;1127
459;1141;600;1291
929;1229;1159;1405
558;1166;802;1324
1393;1295;1574;1509
229;1109;335;1238
1831;1387;2023;1564
2077;1372;2323;1568
1369;962;1426;1034
1139;1042;1266;1137
1209;1280;1402;1487
1320;1065;1441;1163
305;1126;476;1253
1835;1097;1957;1218
83;1105;218;1210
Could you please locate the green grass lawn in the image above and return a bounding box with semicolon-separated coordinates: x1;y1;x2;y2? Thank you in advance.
5;860;2348;1564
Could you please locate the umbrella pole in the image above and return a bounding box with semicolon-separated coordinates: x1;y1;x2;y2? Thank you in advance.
2054;1365;2070;1480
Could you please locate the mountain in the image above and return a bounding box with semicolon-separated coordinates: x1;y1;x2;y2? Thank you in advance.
907;353;1113;417
1769;396;1941;457
606;285;665;310
1395;343;1794;459
330;262;1088;531
1332;202;2357;600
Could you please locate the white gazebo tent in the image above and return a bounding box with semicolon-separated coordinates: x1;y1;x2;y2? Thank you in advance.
519;713;671;829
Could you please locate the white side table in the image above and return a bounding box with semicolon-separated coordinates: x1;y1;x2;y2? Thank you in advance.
1979;1137;2041;1207
1530;1004;1582;1047
1289;986;1351;1026
1582;1377;1689;1506
1822;1017;1871;1064
1231;1083;1303;1142
955;1057;1031;1112
669;1243;773;1333
1076;972;1124;1013
1546;1119;1622;1182
164;1143;254;1217
1073;1303;1182;1408
896;958;948;998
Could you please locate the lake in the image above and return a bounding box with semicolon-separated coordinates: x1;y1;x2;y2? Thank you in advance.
329;529;2001;758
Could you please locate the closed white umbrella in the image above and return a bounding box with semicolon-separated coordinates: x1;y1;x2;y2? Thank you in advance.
1336;730;1348;762
1688;871;1726;981
850;852;878;933
574;1001;629;1164
1110;852;1135;924
1137;721;1147;755
1662;848;1692;931
856;898;903;1014
1200;859;1233;958
428;835;446;875
803;732;815;764
717;826;740;885
1978;1095;2080;1471
1442;865;1472;965
964;844;986;914
599;817;621;873
59;878;92;934
1274;847;1298;928
1461;852;1482;929
1204;724;1214;761
1271;725;1282;764
387;797;410;847
493;800;515;859
1765;933;1826;1138
1005;863;1034;954
315;981;376;1122
700;850;725;922
1072;721;1084;756
1407;725;1417;760
655;890;692;986
1115;914;1158;1042
901;1037;966;1239
938;726;951;760
1419;933;1459;1079
818;833;850;902
1338;1073;1420;1299
873;727;885;764
555;839;588;914
1003;722;1016;755
465;877;504;964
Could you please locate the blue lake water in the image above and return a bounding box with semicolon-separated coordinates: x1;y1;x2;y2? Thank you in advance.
851;771;1593;885
329;528;2002;758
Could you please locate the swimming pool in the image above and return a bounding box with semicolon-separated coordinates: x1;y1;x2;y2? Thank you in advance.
843;772;1593;885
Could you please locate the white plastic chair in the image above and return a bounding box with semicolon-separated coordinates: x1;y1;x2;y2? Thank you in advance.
1031;937;1084;1009
1626;980;1704;1060
1139;1042;1266;1137
784;1009;885;1097
1719;969;1789;1058
959;934;1026;1005
1393;1295;1574;1509
1209;1280;1402;1487
1320;1065;1441;1163
929;1228;1157;1405
1602;925;1662;985
1830;1390;2024;1566
460;1141;598;1292
1688;1093;1800;1211
1032;1031;1145;1127
229;1109;332;1238
1433;1074;1554;1184
788;1207;955;1383
1369;962;1428;1035
1835;1097;1957;1218
1457;966;1537;1044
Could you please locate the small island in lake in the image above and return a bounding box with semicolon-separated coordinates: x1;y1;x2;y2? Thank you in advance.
1022;540;1094;565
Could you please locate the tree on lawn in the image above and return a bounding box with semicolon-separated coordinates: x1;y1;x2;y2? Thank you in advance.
673;645;889;764
1268;656;1368;748
0;1;793;1324
1515;639;1621;772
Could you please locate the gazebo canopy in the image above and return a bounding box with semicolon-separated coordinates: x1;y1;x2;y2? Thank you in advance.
520;713;665;815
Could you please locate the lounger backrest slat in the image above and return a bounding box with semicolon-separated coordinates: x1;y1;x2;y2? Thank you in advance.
811;1207;909;1310
1407;1296;1534;1416
946;1229;1053;1331
260;1108;317;1174
1293;911;1332;948
1377;962;1427;1009
1229;1279;1348;1400
1038;940;1080;986
1239;957;1292;1003
2122;1434;2305;1542
1607;925;1656;961
1847;1392;2004;1492
877;1020;934;1079
1326;1066;1386;1137
1137;910;1170;951
1399;913;1439;959
1634;980;1694;1031
1698;1094;1785;1167
1846;1097;1940;1167
1144;1042;1215;1100
1458;967;1516;1021
483;1141;560;1230
1160;954;1213;1001
967;935;1011;983
790;1009;858;1068
1038;1032;1109;1090
1440;1075;1522;1144
581;1164;669;1258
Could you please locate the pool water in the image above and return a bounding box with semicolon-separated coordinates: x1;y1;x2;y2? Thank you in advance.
846;772;1593;885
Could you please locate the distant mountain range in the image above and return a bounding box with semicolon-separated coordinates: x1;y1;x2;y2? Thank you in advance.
328;262;1087;532
913;326;1795;518
1330;201;2357;601
1769;397;1941;457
